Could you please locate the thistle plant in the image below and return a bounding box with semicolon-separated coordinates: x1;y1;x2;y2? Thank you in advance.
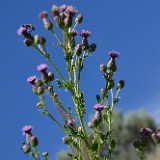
133;127;160;160
18;4;125;160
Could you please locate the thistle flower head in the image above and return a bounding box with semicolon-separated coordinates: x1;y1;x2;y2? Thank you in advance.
27;76;37;85
80;30;91;38
22;125;33;135
17;26;27;35
109;50;119;58
60;5;77;16
37;64;48;72
52;5;60;17
139;128;153;136
39;11;48;19
93;104;104;111
67;119;75;126
59;4;67;12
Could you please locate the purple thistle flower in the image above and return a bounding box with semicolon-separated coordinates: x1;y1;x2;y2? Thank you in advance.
60;4;67;12
17;26;27;35
139;128;153;136
22;125;33;135
65;6;77;15
39;11;48;19
60;5;77;15
80;30;91;38
156;132;160;138
94;104;104;111
109;50;119;58
37;64;48;72
27;75;37;85
67;119;75;126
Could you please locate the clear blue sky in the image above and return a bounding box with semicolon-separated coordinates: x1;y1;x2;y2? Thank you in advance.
1;0;160;159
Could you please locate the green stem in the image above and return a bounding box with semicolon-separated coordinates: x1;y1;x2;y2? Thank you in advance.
94;127;101;160
46;57;66;81
72;22;78;31
32;44;66;82
108;89;115;160
46;112;64;131
51;30;62;46
32;146;40;160
39;95;64;131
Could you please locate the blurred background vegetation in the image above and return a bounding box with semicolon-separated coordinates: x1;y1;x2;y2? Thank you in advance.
56;110;158;160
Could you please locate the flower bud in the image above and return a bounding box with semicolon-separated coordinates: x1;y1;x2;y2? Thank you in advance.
62;136;70;144
81;37;89;50
107;58;117;72
75;44;82;56
88;118;98;128
64;15;72;27
22;143;31;154
39;12;53;31
51;5;59;17
37;86;44;95
89;43;96;52
35;79;43;87
75;14;83;24
151;133;159;143
69;37;76;49
48;72;54;81
117;80;125;89
67;119;75;127
23;38;33;46
29;136;39;147
101;88;106;95
42;152;49;157
32;86;38;94
100;64;107;72
54;16;63;28
34;35;46;45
